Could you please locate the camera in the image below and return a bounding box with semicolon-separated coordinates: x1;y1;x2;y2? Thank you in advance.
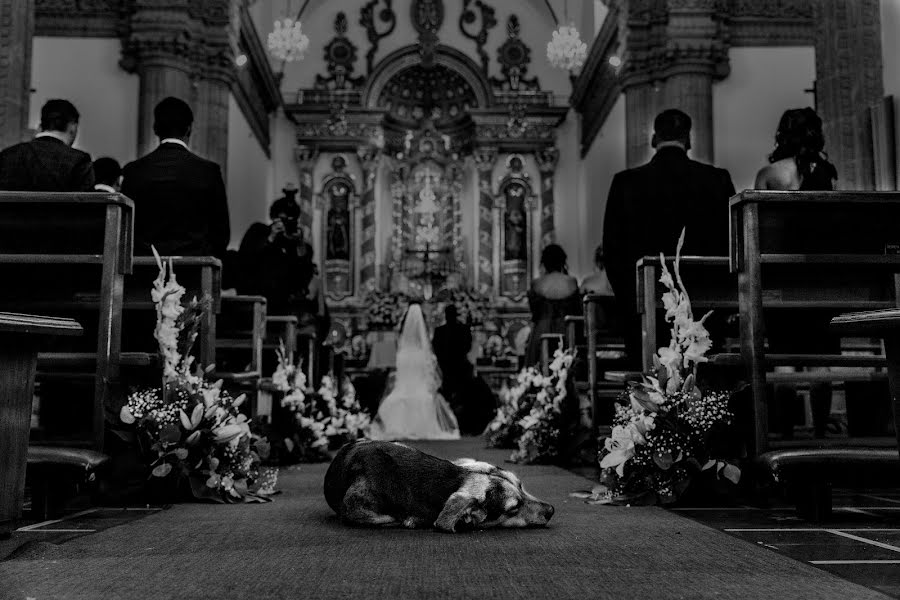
282;216;298;236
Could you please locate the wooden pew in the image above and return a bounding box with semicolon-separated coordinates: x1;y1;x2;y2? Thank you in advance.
731;190;900;457
636;256;734;372
0;192;134;451
583;294;631;432
0;313;83;537
751;309;900;521
214;295;267;415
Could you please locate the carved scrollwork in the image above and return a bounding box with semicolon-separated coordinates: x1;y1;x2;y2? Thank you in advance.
490;16;539;93
315;12;365;91
459;0;497;75
411;0;443;68
360;0;396;75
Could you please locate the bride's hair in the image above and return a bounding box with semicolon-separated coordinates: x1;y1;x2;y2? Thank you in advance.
769;107;837;190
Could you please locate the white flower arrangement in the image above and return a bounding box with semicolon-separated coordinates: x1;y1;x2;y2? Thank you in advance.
591;230;740;505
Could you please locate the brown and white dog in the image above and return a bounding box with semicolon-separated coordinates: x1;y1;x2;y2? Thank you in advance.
324;440;555;533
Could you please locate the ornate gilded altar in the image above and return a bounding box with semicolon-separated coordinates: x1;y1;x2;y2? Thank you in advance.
286;0;566;362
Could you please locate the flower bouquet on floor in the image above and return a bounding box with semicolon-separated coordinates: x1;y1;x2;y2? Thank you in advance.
264;344;372;462
484;348;576;464
585;230;740;506
119;249;276;503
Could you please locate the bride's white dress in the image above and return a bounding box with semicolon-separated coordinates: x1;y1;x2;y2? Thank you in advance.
369;304;460;441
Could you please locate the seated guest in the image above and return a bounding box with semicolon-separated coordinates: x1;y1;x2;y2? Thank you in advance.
121;97;230;258
0;99;94;192
755;107;839;438
92;157;121;193
603;108;735;368
580;245;614;296
524;244;582;368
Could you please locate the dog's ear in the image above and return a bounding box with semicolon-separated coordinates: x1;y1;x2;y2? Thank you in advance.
434;492;486;533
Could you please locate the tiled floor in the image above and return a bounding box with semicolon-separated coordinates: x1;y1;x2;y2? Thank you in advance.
674;490;900;598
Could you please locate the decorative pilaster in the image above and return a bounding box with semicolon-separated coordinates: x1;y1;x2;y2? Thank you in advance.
474;146;497;295
0;0;33;150
814;0;883;190
535;146;558;246
357;146;380;292
295;145;318;242
624;83;659;168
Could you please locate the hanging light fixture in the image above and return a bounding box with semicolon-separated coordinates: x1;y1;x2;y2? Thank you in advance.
268;1;311;63
545;1;587;72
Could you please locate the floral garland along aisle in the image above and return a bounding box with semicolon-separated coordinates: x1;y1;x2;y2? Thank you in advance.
269;343;371;462
578;230;740;506
118;249;277;503
484;347;576;464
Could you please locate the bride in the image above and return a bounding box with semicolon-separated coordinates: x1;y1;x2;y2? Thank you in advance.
369;303;460;440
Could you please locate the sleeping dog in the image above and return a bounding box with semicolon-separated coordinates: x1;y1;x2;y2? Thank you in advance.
324;439;555;533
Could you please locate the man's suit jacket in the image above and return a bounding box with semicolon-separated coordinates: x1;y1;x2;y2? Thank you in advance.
0;136;94;192
602;146;736;309
433;321;473;374
121;142;230;258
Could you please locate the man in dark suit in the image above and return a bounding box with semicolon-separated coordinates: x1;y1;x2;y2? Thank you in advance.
121;97;230;258
0;99;94;192
603;109;736;368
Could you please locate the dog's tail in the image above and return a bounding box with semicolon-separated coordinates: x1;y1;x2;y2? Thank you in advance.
323;439;364;514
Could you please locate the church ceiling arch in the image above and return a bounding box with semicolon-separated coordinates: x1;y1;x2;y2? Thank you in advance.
376;63;478;128
362;44;493;110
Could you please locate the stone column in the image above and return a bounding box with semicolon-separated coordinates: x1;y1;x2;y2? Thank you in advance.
619;0;727;168
193;68;232;173
473;147;497;295
814;0;883;190
294;145;318;242
120;2;196;157
0;0;33;150
623;82;659;169
357;147;380;293
664;72;715;164
535;146;559;247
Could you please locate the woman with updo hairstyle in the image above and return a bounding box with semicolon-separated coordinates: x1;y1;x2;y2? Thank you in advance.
523;243;582;368
755;107;837;191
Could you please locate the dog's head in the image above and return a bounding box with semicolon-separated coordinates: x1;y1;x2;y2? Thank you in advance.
433;459;555;533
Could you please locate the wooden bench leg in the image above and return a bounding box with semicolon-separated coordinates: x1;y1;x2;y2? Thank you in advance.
792;480;833;523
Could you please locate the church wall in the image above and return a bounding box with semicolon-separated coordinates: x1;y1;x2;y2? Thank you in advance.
712;46;816;192
881;0;900;189
278;0;571;98
29;37;139;164
581;93;626;276
227;94;273;249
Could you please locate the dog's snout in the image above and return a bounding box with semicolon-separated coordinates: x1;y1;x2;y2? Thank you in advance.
542;504;555;521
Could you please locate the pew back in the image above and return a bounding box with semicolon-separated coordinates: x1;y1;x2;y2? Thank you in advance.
0;192;133;451
730;190;900;456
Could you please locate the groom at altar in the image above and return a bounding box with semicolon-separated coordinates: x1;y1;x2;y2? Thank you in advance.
432;305;496;435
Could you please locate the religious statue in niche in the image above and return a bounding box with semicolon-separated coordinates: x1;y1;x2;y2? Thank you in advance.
326;184;351;261
503;183;527;262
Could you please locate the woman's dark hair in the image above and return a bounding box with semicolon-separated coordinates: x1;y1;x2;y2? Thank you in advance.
769;107;837;190
541;244;568;274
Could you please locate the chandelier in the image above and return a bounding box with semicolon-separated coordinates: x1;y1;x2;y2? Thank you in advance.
267;17;310;62
546;24;587;72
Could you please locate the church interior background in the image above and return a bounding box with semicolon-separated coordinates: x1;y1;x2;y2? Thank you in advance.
16;0;900;367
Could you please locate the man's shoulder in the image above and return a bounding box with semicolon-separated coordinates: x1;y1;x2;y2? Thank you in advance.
687;158;730;178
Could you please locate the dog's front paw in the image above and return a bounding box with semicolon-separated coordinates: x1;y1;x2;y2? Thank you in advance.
402;516;424;529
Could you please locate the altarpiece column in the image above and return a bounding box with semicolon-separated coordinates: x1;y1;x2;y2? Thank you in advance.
0;0;33;150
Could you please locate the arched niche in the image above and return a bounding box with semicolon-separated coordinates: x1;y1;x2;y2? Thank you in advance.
317;155;358;301
496;154;536;301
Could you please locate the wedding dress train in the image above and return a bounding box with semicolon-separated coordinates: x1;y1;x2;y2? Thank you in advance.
369;304;460;441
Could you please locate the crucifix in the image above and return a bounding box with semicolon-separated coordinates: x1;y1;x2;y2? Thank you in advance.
804;80;818;111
